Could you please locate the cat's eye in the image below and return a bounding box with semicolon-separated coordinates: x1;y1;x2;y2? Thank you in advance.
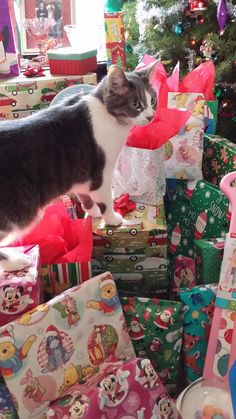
130;98;141;110
151;96;157;107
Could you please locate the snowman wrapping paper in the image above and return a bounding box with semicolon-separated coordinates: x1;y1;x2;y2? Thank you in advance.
167;179;230;288
0;272;135;419
120;297;183;395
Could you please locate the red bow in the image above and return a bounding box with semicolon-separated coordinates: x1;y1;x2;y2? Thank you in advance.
23;66;45;77
113;194;136;216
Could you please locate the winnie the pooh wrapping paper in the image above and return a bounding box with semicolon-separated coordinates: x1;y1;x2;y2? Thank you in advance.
0;272;135;418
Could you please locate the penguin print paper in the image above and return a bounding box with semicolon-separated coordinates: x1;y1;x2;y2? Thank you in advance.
0;272;135;418
0;0;19;77
167;179;230;288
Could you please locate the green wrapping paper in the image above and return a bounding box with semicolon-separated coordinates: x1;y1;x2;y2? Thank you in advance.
194;238;225;284
167;180;230;287
203;134;236;186
121;297;183;395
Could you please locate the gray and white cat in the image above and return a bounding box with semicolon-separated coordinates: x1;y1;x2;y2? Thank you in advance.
0;64;157;270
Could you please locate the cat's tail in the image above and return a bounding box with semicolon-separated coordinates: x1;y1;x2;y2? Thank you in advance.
0;250;31;272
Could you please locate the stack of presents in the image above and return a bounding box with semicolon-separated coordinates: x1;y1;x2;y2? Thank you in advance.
0;60;236;418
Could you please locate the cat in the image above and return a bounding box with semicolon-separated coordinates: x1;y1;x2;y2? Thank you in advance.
0;63;157;271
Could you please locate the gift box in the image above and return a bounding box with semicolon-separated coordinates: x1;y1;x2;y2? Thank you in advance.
47;48;97;75
0;245;41;327
0;70;97;121
0;272;135;418
202;134;236;186
93;201;168;296
167;180;230;287
177;284;217;384
194;238;225;285
104;12;126;68
173;255;196;289
0;377;18;418
121;296;183;395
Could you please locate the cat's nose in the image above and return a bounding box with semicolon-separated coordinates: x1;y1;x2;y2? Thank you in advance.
146;116;153;122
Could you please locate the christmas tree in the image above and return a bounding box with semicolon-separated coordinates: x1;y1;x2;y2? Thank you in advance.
123;0;236;141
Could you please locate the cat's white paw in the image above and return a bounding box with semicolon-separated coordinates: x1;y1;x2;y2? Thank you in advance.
86;204;102;218
0;254;31;272
104;212;123;226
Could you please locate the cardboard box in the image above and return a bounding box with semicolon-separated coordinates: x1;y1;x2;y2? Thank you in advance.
93;202;168;295
202;134;236;186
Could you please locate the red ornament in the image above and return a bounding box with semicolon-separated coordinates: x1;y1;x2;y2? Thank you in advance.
190;39;197;46
189;0;208;12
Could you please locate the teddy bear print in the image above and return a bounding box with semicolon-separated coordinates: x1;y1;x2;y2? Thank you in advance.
86;277;120;314
0;325;36;378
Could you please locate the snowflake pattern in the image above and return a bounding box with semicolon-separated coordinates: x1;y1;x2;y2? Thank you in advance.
209;216;215;224
183;239;188;246
168;213;172;220
181;205;186;213
188;249;194;257
128;395;139;407
199;182;205;189
205;191;211;198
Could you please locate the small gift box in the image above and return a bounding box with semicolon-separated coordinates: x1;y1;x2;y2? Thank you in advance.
0;245;41;327
47;48;97;75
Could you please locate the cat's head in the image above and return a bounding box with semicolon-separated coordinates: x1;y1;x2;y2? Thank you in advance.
99;64;158;126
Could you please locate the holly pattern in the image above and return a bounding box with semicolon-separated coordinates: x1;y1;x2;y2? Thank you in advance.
203;135;236;186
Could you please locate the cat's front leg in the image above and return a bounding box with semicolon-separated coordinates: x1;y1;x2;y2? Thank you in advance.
89;184;123;226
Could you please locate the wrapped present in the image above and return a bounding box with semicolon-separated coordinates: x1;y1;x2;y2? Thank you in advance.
204;100;218;134
121;296;183;395
173;255;196;289
104;12;126;69
177;284;217;384
113;146;166;205
93;201;168;296
45;356;181;418
202;134;236;186
0;376;18;417
0;70;97;121
0;0;20;77
0;272;135;418
47;48;97;76
167;179;230;288
15;202;93;296
0;245;41;327
194;238;225;284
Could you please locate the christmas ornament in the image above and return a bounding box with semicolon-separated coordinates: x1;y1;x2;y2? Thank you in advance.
189;0;208;13
200;39;214;59
217;0;228;32
190;38;197;46
174;22;183;35
105;0;123;12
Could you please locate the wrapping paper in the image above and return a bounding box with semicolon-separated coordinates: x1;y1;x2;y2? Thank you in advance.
0;377;18;417
194;238;225;285
0;71;96;121
0;245;41;327
121;297;183;395
203;134;236;186
177;284;217;384
0;0;20;77
104;12;126;69
45;357;181;418
167;180;230;289
113;146;166;205
173;255;196;289
0;272;135;418
93;202;168;296
164;92;205;180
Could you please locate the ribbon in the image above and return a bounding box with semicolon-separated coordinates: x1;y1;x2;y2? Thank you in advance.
23;66;45;77
113;194;136;216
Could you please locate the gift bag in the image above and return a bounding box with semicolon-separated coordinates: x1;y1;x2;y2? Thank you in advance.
0;0;20;77
15;202;93;294
113;146;166;205
177;284;217;384
104;12;126;69
121;296;183;395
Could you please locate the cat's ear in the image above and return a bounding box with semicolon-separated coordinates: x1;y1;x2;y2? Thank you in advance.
136;61;158;81
107;65;129;95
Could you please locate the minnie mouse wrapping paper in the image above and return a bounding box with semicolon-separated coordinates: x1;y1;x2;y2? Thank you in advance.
0;245;41;327
0;272;135;418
